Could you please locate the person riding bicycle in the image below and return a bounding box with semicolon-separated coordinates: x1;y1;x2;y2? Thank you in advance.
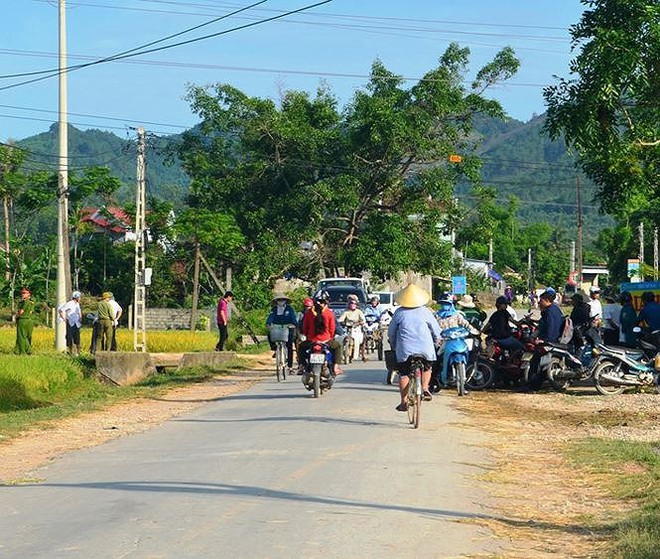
388;284;441;411
339;296;367;362
266;293;298;373
435;293;480;388
301;290;343;375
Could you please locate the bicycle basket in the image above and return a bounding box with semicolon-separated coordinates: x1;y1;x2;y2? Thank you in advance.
270;324;290;342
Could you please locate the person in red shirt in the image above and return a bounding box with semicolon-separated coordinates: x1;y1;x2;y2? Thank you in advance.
301;291;343;375
215;290;234;351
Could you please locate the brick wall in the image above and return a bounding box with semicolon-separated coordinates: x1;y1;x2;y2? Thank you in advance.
144;308;214;331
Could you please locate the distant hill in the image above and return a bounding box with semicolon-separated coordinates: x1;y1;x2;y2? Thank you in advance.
16;116;612;242
17;124;189;207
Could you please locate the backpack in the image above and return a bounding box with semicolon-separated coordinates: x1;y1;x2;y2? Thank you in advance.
559;315;574;345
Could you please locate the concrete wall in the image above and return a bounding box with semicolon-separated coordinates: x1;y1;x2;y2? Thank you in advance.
143;308;214;331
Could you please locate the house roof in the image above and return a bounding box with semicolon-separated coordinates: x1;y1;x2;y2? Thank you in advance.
80;206;132;234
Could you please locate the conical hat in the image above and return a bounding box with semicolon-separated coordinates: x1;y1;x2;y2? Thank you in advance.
394;284;430;308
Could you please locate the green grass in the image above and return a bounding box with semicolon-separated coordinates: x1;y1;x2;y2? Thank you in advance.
568;438;660;558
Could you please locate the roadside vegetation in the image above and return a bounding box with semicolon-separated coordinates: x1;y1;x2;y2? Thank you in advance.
0;327;269;441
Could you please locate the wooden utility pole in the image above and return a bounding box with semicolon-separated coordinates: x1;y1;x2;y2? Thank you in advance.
575;176;583;286
133;128;147;352
527;248;533;292
570;241;576;281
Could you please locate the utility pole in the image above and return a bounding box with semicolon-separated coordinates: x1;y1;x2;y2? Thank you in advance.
488;237;493;271
527;248;533;293
569;241;576;282
639;222;645;282
654;227;658;281
190;241;201;332
55;0;69;351
133;128;147;352
575;176;583;286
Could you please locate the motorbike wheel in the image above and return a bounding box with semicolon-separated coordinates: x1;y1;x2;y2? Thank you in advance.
343;338;352;364
546;357;570;392
465;360;495;391
313;365;321;398
593;360;626;396
455;362;467;396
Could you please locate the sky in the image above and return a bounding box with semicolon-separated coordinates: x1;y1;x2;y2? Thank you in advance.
1;0;587;141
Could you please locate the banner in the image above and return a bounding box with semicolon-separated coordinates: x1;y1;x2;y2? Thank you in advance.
619;280;660;311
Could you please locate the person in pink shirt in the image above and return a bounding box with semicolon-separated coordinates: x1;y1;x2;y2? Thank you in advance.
215;290;234;351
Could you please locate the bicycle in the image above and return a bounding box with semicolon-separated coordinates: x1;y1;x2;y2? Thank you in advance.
270;324;294;382
406;356;425;429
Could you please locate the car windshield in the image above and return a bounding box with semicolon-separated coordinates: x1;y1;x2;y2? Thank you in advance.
327;290;366;305
378;293;392;305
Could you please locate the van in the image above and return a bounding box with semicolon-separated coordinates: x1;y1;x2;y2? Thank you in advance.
373;291;397;313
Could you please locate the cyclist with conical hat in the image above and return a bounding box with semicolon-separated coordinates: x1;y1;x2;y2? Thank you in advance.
388;284;441;412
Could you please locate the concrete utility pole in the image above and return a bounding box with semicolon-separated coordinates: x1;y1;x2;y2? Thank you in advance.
527;248;533;292
639;222;645;282
133;128;147;352
55;0;69;351
654;227;658;281
575;176;583;286
569;241;576;281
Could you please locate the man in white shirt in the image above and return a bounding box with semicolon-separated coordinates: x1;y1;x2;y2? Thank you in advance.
108;295;123;351
58;291;82;355
602;295;622;345
588;286;603;326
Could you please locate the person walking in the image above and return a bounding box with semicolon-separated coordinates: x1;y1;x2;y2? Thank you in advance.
108;294;123;351
14;287;35;355
215;290;234;351
58;291;82;355
96;292;115;351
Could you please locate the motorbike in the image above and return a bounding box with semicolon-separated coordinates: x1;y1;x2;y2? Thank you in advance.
431;327;494;396
592;328;660;395
301;341;336;398
363;315;380;356
538;340;605;391
341;319;363;363
482;316;538;388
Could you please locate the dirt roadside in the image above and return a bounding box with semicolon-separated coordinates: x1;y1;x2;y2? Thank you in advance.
1;357;658;557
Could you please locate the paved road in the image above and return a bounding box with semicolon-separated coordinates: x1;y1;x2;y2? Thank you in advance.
1;358;504;558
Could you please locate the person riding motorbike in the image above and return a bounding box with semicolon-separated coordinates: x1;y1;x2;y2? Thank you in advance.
570;291;602;350
482;295;523;360
435;293;480;388
300;290;343;376
388;284;441;411
338;297;367;362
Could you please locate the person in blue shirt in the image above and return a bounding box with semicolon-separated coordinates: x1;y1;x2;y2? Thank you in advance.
388;284;442;411
524;290;565;391
637;291;660;332
266;293;298;373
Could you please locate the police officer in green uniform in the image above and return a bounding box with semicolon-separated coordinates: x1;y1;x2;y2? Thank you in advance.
14;287;35;354
97;292;115;351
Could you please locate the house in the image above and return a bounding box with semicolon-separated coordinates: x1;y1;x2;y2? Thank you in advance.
79;206;135;243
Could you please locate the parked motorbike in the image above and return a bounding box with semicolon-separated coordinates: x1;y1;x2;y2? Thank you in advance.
432;327;494;396
592;328;660;395
483;317;538;388
301;341;336;398
539;340;604;391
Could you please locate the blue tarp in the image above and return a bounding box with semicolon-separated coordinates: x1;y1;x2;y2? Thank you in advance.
488;269;502;281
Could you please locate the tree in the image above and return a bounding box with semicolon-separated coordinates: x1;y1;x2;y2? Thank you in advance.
180;43;519;292
544;0;660;221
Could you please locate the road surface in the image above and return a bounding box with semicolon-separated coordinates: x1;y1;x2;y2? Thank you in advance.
1;359;504;558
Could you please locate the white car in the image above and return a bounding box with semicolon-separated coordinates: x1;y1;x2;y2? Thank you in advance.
373;291;398;314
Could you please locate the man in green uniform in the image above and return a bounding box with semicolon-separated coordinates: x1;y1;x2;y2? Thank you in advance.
14;287;35;354
97;292;115;351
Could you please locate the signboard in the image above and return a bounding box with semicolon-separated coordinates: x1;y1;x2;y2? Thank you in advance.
451;275;467;295
448;154;462;163
627;258;640;282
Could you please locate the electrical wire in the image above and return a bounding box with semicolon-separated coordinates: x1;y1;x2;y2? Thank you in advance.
0;0;333;91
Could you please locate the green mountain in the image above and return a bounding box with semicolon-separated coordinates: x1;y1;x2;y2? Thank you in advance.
15;117;612;243
17;124;189;207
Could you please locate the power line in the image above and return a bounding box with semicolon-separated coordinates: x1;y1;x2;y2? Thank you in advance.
0;0;333;92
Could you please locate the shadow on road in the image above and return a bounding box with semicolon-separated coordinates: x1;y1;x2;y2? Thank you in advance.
172;415;393;427
11;479;597;537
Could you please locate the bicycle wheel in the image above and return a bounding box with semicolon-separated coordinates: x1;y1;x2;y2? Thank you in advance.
279;344;287;381
407;375;416;425
455;362;467;396
275;343;283;382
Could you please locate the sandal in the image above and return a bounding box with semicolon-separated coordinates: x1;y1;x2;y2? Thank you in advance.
395;403;408;412
422;390;433;402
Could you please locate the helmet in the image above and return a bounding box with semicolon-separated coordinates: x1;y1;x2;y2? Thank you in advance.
347;294;359;303
72;291;82;299
313;290;330;303
572;292;589;304
589;285;601;294
545;287;556;296
438;292;453;304
303;297;314;308
495;296;508;307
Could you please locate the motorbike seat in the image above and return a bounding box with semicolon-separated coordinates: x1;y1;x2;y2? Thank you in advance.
604;345;645;360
